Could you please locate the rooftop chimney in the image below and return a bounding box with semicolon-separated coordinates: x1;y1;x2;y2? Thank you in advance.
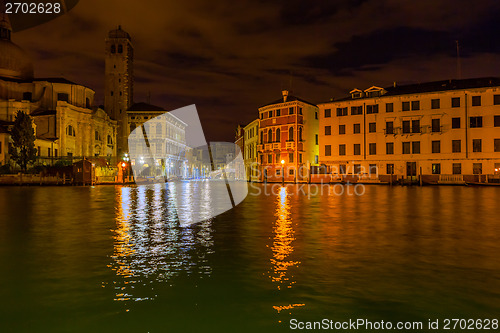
282;90;289;102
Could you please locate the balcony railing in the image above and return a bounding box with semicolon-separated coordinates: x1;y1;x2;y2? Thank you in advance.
286;141;295;150
272;143;280;150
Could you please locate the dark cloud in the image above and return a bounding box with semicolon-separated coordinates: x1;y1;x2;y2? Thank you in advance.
10;0;500;141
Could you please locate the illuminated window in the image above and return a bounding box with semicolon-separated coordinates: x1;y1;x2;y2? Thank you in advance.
432;164;441;174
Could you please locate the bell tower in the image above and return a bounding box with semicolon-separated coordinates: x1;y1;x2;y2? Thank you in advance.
104;25;133;156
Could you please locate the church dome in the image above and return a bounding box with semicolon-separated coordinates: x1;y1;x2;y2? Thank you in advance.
0;16;34;80
0;39;34;80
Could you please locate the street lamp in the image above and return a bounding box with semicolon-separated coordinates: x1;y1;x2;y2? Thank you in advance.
281;159;285;185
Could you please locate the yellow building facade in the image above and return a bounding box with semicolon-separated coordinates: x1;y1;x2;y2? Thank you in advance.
243;118;259;182
318;78;500;184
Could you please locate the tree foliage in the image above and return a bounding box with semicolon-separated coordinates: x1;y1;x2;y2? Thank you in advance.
9;111;37;171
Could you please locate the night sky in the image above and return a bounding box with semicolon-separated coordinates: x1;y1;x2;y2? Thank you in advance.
11;0;500;141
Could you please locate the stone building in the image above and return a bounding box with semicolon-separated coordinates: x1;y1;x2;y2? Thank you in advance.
257;90;319;182
318;78;500;184
0;14;117;168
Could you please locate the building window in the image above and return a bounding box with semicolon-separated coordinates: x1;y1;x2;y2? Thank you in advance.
315;112;318;119
386;164;394;175
325;126;332;135
107;135;113;145
48;148;51;157
275;153;280;163
289;169;294;176
339;125;345;135
472;139;482;152
325;145;332;156
432;164;441;174
431;118;441;132
411;100;420;110
288;127;294;141
111;44;116;53
268;154;272;163
386;142;394;155
431;99;440;109
432;140;441;153
303;154;306;164
276;109;281;116
289;153;294;163
473;163;482;174
353;164;362;175
268;110;273;118
276;128;281;142
369;143;376;155
368;122;376;133
494;95;500;105
351;106;363;115
95;130;101;141
339;164;346;174
289;107;294;115
470;116;483;128
118;44;123;53
298;127;303;141
402;101;410;111
110;91;114;96
452;140;461;153
472;95;481;106
336;107;348;116
260;113;263;120
54;149;58;157
298;107;303;115
57;93;69;102
494;116;500;127
276;169;281;176
324;109;331;118
494;139;500;152
37;146;40;156
339;144;346;156
451;97;460;108
66;125;76;136
353;123;360;134
412;120;420;133
403;142;411;154
412;141;420;154
452;117;461;128
366;104;379;114
402;120;411;134
453;163;462;174
315;134;318;145
268;129;273;143
354;144;361;155
386;103;394;113
385;121;394;134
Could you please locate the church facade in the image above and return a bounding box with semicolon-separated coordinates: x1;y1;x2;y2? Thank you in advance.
0;14;117;168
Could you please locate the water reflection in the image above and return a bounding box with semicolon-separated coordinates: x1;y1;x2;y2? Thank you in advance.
269;186;300;290
108;184;214;302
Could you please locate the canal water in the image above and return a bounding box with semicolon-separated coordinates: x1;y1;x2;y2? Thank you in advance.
0;184;499;332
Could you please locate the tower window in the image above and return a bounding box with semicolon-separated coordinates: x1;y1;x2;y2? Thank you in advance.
118;45;123;53
111;44;116;53
111;91;114;96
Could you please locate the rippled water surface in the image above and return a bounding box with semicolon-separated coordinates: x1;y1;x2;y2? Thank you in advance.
0;184;500;332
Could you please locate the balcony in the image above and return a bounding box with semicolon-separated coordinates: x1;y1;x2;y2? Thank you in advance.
286;141;295;150
265;143;272;151
272;143;280;150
